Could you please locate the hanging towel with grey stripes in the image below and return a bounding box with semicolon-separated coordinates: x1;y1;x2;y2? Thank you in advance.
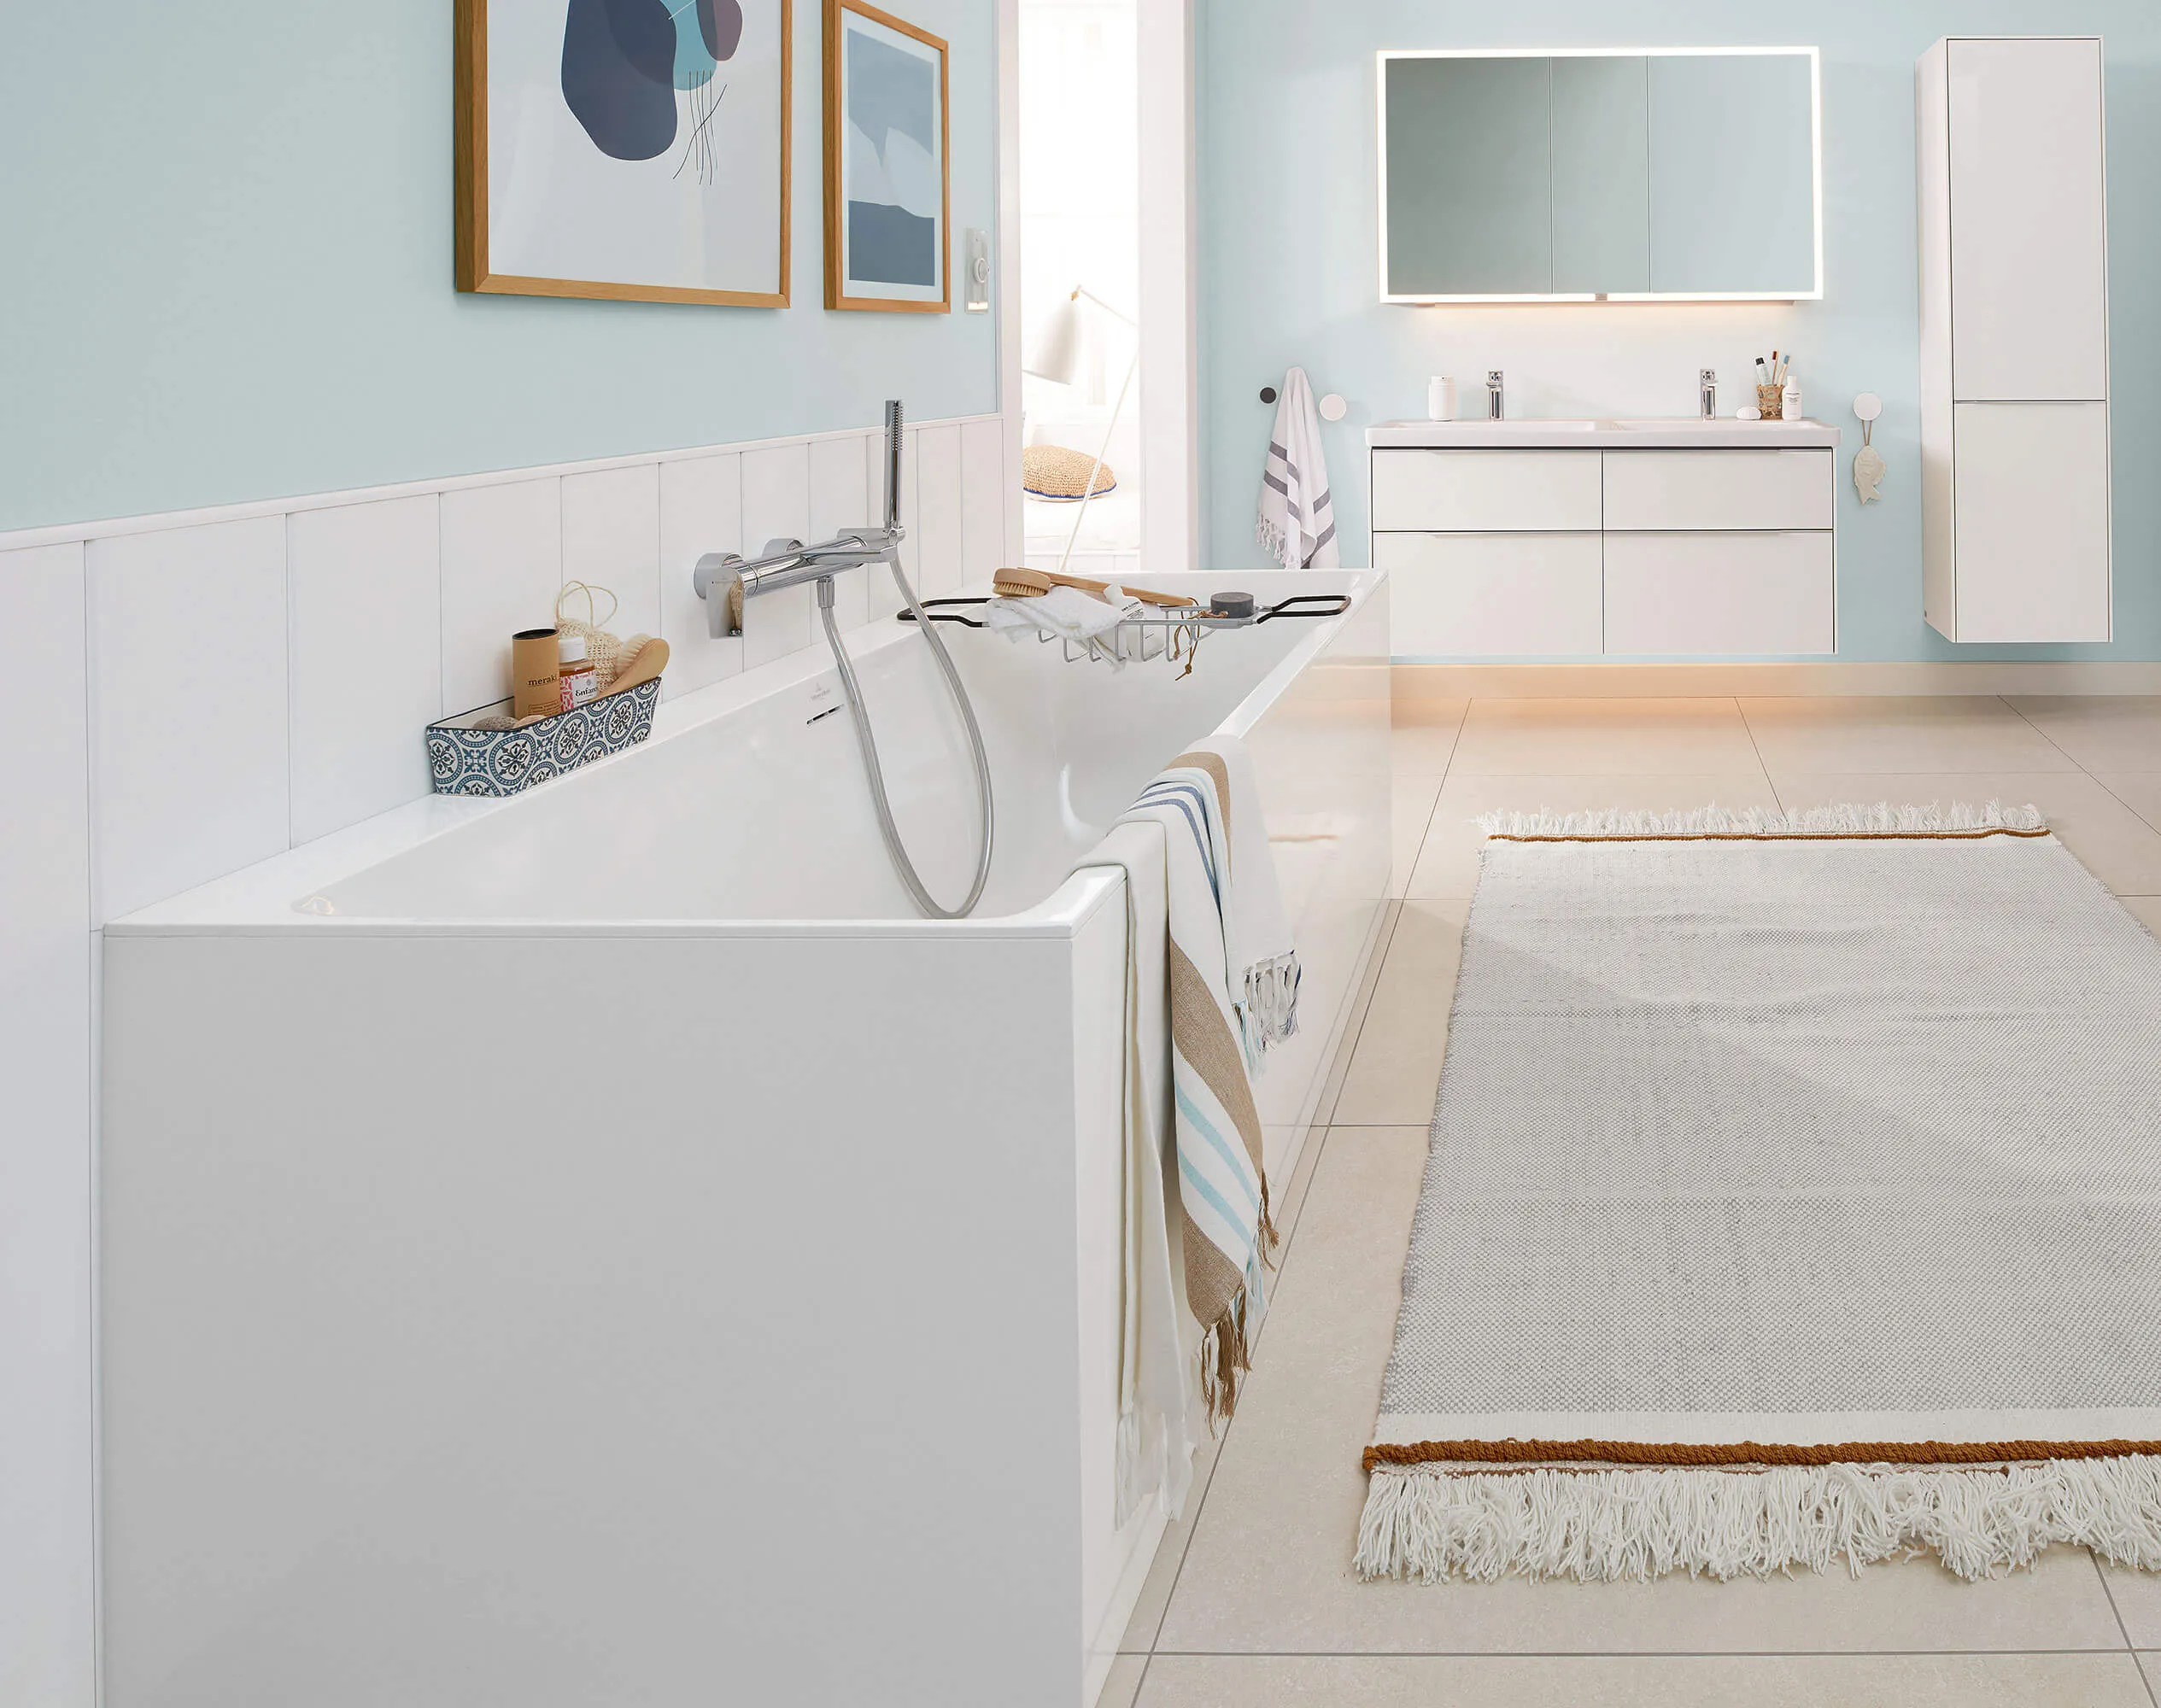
1256;366;1340;570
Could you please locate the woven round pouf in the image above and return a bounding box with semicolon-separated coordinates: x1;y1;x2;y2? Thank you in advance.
1022;443;1117;500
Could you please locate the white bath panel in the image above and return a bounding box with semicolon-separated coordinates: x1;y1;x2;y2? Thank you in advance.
440;477;562;717
657;453;745;699
288;496;442;844
741;443;812;669
914;424;963;598
809;432;873;632
561;463;662;648
89;517;289;921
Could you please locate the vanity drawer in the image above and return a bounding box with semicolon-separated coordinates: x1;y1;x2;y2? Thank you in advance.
1377;532;1603;656
1602;531;1835;654
1602;448;1834;530
1370;449;1602;531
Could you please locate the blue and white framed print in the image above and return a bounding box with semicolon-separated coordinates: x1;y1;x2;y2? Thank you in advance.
456;0;793;307
823;0;949;313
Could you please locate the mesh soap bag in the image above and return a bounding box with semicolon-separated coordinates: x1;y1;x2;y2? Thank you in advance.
555;582;653;690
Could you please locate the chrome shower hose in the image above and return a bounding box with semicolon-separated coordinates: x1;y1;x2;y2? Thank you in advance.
817;556;994;919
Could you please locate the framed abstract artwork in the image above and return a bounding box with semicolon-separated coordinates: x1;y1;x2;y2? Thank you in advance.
822;0;950;313
455;0;792;307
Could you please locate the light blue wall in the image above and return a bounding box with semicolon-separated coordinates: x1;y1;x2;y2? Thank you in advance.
0;1;998;534
1199;0;2161;662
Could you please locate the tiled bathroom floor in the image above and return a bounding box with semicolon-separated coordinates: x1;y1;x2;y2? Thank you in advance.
1107;695;2161;1708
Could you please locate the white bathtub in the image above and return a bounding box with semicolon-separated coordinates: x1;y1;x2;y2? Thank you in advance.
99;569;1390;1708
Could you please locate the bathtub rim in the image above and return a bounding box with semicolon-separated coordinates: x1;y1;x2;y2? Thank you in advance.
106;569;1385;940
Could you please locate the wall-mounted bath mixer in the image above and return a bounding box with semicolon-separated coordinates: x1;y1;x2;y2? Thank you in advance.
693;401;995;921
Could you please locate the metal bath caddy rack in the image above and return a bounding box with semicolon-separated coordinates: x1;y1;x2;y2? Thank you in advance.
899;588;1350;669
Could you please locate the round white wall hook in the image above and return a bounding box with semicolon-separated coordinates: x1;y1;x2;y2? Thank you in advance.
1853;391;1883;423
1318;392;1348;422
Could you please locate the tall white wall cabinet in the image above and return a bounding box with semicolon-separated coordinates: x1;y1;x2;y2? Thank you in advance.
1917;37;2111;643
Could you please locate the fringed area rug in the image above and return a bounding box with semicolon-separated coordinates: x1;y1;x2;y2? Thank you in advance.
1356;804;2161;1584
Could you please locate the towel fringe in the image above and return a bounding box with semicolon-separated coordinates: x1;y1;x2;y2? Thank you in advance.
1477;800;2048;839
1356;1457;2161;1583
1237;951;1303;1066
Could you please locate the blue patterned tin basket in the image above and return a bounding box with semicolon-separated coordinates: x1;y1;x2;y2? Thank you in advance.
425;678;661;798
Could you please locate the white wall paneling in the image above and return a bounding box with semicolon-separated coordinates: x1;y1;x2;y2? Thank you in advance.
0;542;95;1708
288;497;442;844
739;443;814;670
959;417;1009;582
809;432;876;632
560;464;663;649
866;427;922;625
440;477;564;717
656;454;746;699
1918;36;2111;642
914;424;965;598
89;517;290;921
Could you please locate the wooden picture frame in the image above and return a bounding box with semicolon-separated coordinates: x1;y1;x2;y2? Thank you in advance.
455;0;793;307
822;0;951;313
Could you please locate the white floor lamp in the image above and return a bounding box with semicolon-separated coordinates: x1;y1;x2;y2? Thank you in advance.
1023;285;1136;577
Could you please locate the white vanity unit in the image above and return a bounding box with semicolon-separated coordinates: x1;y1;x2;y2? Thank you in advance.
1367;419;1839;658
1917;37;2111;643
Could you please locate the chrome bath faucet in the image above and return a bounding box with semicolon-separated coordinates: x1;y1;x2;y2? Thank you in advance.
1486;370;1505;419
1700;368;1718;419
694;401;909;639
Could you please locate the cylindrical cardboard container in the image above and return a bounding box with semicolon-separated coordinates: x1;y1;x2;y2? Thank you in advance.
512;627;561;719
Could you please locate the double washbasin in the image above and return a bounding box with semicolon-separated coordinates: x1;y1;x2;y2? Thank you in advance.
1366;416;1839;449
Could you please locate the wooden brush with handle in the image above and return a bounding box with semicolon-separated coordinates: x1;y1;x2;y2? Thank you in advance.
992;565;1198;609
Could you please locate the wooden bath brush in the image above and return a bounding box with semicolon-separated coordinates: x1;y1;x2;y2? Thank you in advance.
991;566;1197;608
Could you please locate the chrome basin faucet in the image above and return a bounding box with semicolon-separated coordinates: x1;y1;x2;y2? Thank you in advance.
1701;368;1717;419
694;401;909;639
1486;370;1505;419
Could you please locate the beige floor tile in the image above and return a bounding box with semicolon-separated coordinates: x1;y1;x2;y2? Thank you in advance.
2140;1652;2161;1699
1310;903;1398;1128
1135;1654;2151;1707
1331;902;1465;1126
1119;1428;1226;1655
1449;698;1761;775
2100;1563;2161;1648
1391;775;1442;898
1098;1652;1148;1707
1406;772;1785;899
2122;896;2161;935
1741;696;2078;774
2006;696;2161;773
1772;770;2161;896
2099;772;2161;842
1156;1127;2128;1659
1390;699;1467;775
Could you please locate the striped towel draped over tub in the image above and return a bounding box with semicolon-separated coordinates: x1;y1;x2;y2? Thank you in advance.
1256;366;1340;570
1075;735;1302;1523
